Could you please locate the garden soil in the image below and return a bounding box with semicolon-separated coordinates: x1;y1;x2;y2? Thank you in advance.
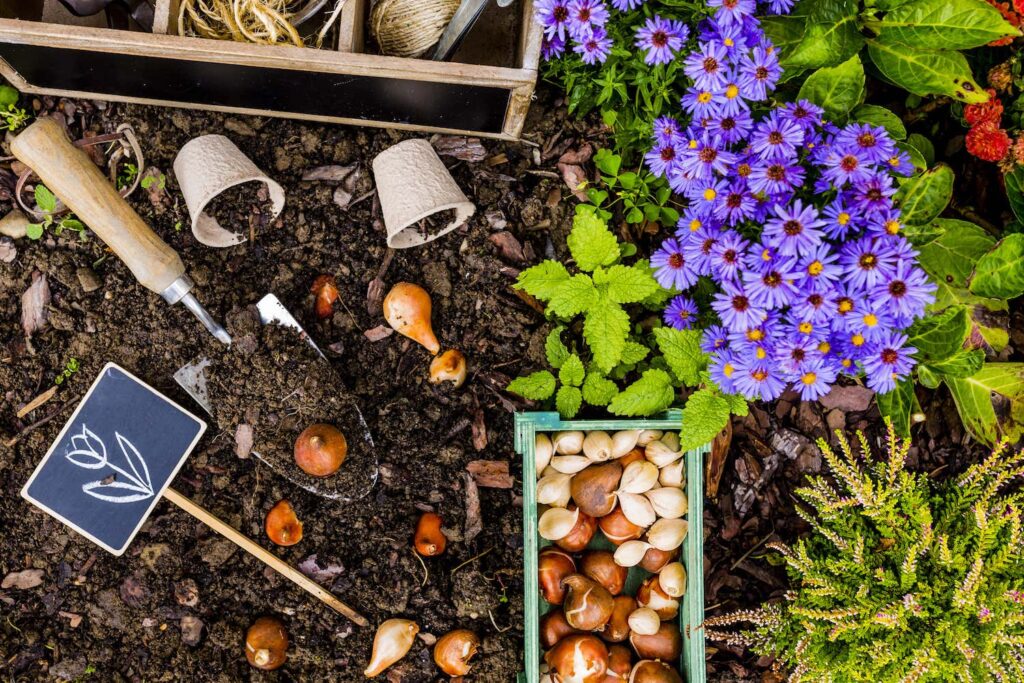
0;90;1006;682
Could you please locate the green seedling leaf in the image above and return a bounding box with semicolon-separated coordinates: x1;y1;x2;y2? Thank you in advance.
559;354;586;388
653;327;708;387
593;148;621;177
970;234;1024;300
556;385;583;418
906;306;969;361
945;362;1024;445
866;42;989;103
0;85;18;109
34;185;57;214
507;371;557;401
545;327;570;369
567;212;620;272
584;296;631;373
516;261;570;301
620;341;650;365
877;0;1019;50
582;372;619;406
895;164;954;225
608;369;676;416
876;378;919;436
25;223;44;240
852;105;907;140
797;54;866;121
603;264;660;304
678;388;731;451
548;274;599;318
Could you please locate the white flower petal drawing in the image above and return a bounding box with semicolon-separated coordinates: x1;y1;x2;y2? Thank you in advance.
66;424;108;470
81;480;155;504
115;432;153;495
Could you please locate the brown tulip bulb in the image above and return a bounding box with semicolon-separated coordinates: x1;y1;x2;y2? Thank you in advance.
245;616;288;670
294;423;348;477
599;506;645;546
555;506;598;553
433;629;480;676
571;461;622;518
601;595;636;644
618;448;646;467
383;282;440;354
414;512;447;557
629;622;682;662
636;575;679;620
544;634;609;683
604;645;633;681
581;550;629;596
561;574;615;631
638;546;679;573
539;547;577;605
265;500;303;547
541;609;581;649
630;660;683;683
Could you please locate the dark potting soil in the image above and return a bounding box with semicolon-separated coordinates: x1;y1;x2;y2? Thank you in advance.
413;208;459;242
201;181;277;243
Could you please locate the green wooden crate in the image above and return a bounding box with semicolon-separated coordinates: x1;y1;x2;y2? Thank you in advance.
514;410;708;683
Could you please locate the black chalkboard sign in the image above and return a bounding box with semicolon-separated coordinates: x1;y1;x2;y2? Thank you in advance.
21;363;206;555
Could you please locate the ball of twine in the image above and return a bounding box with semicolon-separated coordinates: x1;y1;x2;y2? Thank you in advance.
370;0;461;58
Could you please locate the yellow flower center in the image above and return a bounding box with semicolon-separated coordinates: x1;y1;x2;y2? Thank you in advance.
761;248;772;261
698;92;713;104
703;188;717;201
724;38;734;46
747;329;765;341
863;313;878;327
725;84;739;99
799;322;813;334
818;341;831;354
801;372;817;385
756;346;767;359
841;358;853;368
886;220;901;235
837;212;851;225
838;299;854;313
689;139;699;149
723;363;735;377
851;333;865;347
689;219;702;232
808;261;823;276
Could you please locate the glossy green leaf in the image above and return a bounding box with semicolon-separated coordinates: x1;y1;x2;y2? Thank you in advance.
785;0;864;69
906;133;935;166
922;348;985;378
556;385;583;418
852;104;907;140
945;363;1024;445
507;371;557;400
608;369;676;416
545;327;569;369
877;0;1018;50
1005;167;1024;224
797;55;866;121
905;305;969;361
866;41;989;103
0;85;18;109
899;141;928;172
970;234;1024;299
876;378;918;436
895;164;953;225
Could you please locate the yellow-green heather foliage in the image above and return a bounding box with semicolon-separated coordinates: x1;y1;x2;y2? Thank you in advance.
705;422;1024;682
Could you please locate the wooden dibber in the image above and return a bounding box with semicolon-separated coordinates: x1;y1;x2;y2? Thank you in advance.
163;488;368;626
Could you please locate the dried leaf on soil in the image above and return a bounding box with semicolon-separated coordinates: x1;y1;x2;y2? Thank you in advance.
3;569;44;590
489;232;526;264
298;554;345;584
433;136;487;162
302;164;358;183
558;143;593;166
234;424;254;459
707;419;733;499
818;385;874;413
21;270;50;337
364;325;394;342
556;163;589;202
471;408;488;451
464;473;483;543
466;460;513;489
0;237;15;263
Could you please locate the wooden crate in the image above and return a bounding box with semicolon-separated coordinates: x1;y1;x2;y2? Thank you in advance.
0;0;543;139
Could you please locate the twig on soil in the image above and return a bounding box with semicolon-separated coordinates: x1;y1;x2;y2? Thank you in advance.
16;385;57;419
488;609;513;633
729;530;775;573
449;547;493;577
412;548;429;588
4;393;81;448
350;189;376;209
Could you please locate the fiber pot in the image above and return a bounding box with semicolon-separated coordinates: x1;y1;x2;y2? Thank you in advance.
372;139;476;249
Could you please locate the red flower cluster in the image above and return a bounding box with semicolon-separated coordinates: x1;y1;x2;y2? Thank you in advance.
983;0;1022;45
965;89;1012;162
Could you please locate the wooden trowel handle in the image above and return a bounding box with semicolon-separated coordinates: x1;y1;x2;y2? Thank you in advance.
10;118;185;295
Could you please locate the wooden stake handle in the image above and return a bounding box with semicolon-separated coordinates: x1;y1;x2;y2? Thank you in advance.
162;487;367;627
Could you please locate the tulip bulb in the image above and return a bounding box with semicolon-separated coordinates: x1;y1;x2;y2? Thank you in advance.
414;512;447;557
639;546;679;573
660;432;680;452
617;492;656;528
545;634;609;683
611;430;640;458
536;434;554;477
294;423;347;477
539;547;576;605
541;609;580;648
553;430;585;455
644;488;688;519
636;576;679;620
571;461;622;518
629;622;682;661
556;507;598;552
265;500;303;547
629;660;683;683
538;472;574;508
365;619;419;677
598;506;644;546
643;440;681;468
606;645;633;681
636;430;663;447
433;629;480;676
583;431;614;462
429;350;467;388
382;283;439;354
539;506;580;541
626;608;660;636
602;595;636;643
618;461;659;495
658;459;685;489
618;448;645;467
658;562;686;598
613;540;651;568
245;616;288;670
551;455;592;475
647;518;688;552
581;550;629;596
562;574;616;631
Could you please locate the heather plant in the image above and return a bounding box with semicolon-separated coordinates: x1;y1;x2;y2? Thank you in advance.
704;424;1024;682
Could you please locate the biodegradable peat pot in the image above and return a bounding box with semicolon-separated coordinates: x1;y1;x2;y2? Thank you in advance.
173;134;285;248
372;139;476;249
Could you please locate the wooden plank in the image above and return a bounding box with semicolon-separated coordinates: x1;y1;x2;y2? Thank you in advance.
519;0;541;72
337;0;365;53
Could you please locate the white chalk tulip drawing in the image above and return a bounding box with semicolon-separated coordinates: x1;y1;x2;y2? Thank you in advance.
65;424;155;504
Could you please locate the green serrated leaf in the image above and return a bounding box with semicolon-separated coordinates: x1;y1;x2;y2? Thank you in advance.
548;274;598;318
556;385;583;418
582;372;619;406
923;348;985;378
567;212;620;272
26;223;44;240
653;327;708;387
895;164;954;225
852;104;907;140
507;371;557;400
515;261;571;301
969;234;1024;300
603;264;660;304
945;363;1024;445
876;0;1019;50
905;306;969;361
876;378;918;436
608;369;676;416
584;296;631;373
797;54;866;121
620;341;650;365
721;390;750;417
545;327;570;369
559;354;585;387
34;185;57;213
866;41;989;103
677;388;730;452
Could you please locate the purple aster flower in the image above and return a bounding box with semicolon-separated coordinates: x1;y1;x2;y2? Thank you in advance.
849;302;895;344
738;46;781;101
536;0;572;40
742;258;801;309
651;238;698;290
733;357;787;401
797;244;842;292
835;123;896;165
541;34;566;59
680;133;736;179
762;199;825;257
711;77;751;119
873;261;936;323
851;171;897;214
702;21;751;54
702;325;730;354
685;42;730;90
713;183;757;227
779;99;823;135
822;197;858;240
653;116;683;145
574;27;612;64
610;0;645;8
728;311;781;346
831;286;860;329
862;332;916;393
707;0;757;26
676;208;712;243
681;87;720;119
750;112;804;161
788;315;830;342
747;160;805;195
791;357;836;400
682;177;729;216
645;139;683;177
567;0;609;38
665;295;699;329
709;228;750;280
743;241;781;275
682;226;721;276
775;337;818;374
635;16;688;65
765;0;795;14
710;350;740;393
840;237;898;290
885;150;916;176
712;285;768;330
865;208;904;238
791;288;837;324
707;110;754;145
821;147;873;187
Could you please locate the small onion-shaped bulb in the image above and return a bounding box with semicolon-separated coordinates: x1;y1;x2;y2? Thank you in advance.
658;459;685;489
611;430;640;458
637;430;663;446
364;619;419;677
537;472;573;508
647;518;688;552
658;562;686;598
583;431;614;462
539;506;580;541
553;430;585;455
618;461;659;495
644;440;682;468
617;492;656;528
550;455;592;475
613;540;651;568
644;487;688;519
535;433;554;477
626;607;661;636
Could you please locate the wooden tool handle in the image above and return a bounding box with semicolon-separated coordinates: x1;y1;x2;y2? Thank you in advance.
10;118;185;295
163;488;368;626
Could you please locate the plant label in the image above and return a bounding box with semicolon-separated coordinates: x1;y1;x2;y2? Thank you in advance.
21;363;206;555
